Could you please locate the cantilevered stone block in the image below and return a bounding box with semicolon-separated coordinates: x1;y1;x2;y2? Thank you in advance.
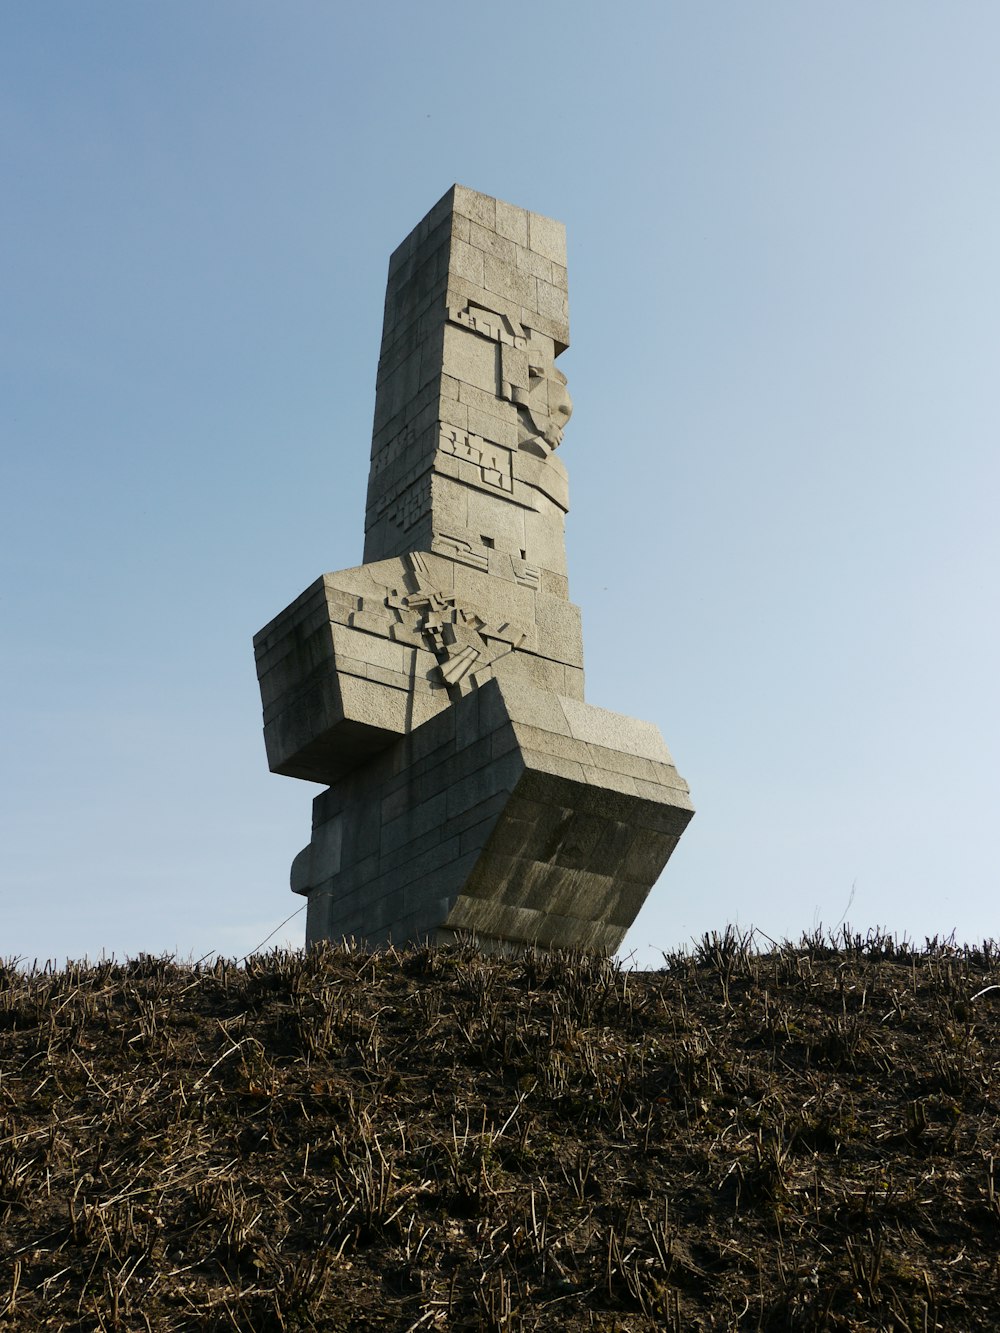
254;186;693;953
298;678;692;954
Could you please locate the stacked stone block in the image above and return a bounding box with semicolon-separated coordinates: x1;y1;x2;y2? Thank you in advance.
254;186;693;953
295;677;691;952
365;187;573;598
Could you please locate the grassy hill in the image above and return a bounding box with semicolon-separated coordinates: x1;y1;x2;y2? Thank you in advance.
1;930;997;1330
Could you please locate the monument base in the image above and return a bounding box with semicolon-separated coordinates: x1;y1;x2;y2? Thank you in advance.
292;676;693;954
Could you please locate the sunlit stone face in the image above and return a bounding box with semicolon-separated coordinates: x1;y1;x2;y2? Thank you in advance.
521;358;572;453
545;367;573;447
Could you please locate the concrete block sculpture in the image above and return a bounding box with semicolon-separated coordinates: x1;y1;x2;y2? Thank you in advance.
254;186;693;952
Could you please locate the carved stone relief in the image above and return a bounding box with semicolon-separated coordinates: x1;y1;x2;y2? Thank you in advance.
438;426;513;493
391;553;526;687
447;302;527;349
447;301;573;457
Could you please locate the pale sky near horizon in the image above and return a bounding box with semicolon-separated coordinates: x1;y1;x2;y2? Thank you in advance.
2;3;998;968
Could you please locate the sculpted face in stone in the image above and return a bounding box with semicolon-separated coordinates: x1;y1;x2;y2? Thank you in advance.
521;358;573;454
545;367;573;447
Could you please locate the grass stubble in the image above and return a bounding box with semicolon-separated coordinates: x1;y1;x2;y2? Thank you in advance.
0;927;998;1330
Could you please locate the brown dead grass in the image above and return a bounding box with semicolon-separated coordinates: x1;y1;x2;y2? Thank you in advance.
1;927;998;1330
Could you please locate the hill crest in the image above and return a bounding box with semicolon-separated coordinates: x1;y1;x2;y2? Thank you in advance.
1;930;998;1330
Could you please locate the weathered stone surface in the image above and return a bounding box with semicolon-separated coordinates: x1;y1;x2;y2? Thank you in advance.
297;678;692;954
254;187;693;953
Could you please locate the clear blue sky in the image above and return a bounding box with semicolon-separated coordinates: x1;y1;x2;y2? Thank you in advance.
2;3;997;966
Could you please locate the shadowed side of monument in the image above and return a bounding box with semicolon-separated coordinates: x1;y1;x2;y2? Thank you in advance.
253;185;693;953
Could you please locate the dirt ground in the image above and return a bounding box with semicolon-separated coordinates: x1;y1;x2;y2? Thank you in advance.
1;930;998;1330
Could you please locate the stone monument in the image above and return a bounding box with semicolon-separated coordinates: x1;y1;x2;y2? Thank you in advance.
253;186;693;953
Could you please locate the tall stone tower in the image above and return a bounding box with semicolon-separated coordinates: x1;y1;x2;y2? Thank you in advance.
253;186;693;952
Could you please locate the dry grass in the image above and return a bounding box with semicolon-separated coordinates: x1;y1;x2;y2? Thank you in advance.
1;927;998;1329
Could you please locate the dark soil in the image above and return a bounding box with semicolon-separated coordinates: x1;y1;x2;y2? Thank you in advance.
1;929;998;1330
